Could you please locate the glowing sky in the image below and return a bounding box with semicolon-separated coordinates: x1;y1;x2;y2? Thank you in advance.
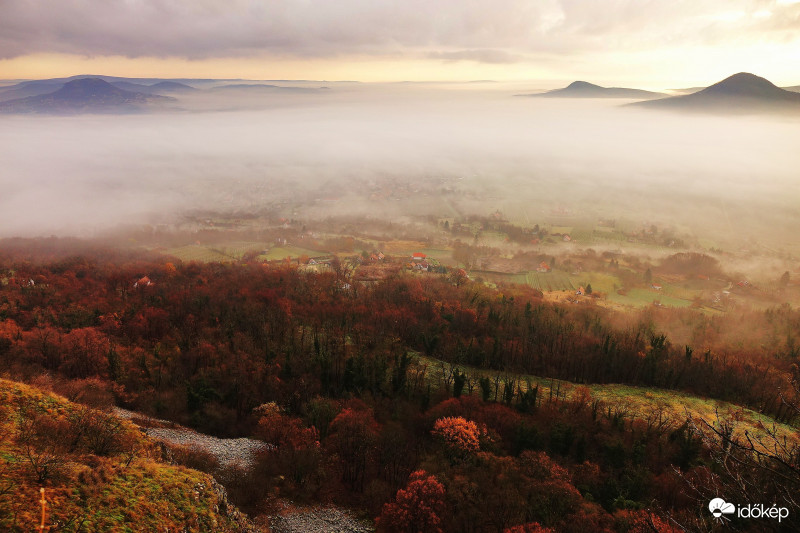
1;0;799;87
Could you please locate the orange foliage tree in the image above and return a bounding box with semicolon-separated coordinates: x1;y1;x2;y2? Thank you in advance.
431;416;481;459
376;470;446;533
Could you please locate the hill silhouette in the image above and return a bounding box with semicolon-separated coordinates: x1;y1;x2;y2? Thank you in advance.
0;78;175;114
519;81;665;99
113;80;197;94
149;80;197;93
631;72;800;113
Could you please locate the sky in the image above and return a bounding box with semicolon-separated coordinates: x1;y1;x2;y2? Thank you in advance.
1;0;800;87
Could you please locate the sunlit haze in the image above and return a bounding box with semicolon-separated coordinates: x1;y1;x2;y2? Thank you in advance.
2;1;800;87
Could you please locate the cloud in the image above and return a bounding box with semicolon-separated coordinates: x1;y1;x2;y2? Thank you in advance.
428;49;525;65
0;0;798;62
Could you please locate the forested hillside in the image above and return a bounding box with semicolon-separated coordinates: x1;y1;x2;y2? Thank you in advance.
1;245;798;531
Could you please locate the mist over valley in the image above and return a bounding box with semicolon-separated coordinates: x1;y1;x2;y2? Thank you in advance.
2;76;798;255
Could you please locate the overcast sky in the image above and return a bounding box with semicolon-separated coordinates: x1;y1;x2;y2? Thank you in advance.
1;0;799;86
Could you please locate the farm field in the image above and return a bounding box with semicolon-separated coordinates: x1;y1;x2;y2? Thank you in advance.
607;287;693;308
548;225;573;236
525;271;575;291
567;271;620;294
472;267;700;309
566;227;594;242
560;270;698;309
381;240;430;253
163;244;238;262
162;242;325;263
258;245;323;261
412;248;453;262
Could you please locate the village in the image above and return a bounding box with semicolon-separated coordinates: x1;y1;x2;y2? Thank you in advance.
59;205;789;314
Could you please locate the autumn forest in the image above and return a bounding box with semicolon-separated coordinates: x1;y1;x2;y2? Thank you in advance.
0;241;798;532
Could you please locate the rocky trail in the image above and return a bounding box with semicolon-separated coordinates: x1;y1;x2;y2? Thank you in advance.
114;407;268;468
114;407;374;532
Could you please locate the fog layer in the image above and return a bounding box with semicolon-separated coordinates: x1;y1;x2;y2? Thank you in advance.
1;83;798;246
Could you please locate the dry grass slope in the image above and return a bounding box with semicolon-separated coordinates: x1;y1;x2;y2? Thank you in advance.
413;354;800;448
0;379;257;533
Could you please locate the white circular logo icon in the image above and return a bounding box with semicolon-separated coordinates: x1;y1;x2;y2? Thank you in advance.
709;498;736;518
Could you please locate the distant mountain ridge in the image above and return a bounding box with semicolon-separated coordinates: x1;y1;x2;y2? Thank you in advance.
630;72;800;113
0;75;216;101
112;80;197;94
519;81;665;99
0;75;335;102
0;78;175;114
209;83;326;93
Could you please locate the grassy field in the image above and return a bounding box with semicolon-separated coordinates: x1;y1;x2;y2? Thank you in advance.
162;242;328;263
483;268;699;309
609;288;693;308
548;225;574;236
163;245;234;263
382;240;430;253
214;241;270;258
568;272;621;294
258;245;322;261
538;270;701;309
412;354;799;447
413;248;454;262
568;228;595;242
526;271;575;292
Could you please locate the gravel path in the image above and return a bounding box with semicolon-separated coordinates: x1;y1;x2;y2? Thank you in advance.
268;503;373;533
114;407;269;469
144;427;269;468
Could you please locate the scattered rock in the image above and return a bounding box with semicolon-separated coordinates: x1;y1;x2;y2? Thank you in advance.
269;504;373;533
114;407;270;468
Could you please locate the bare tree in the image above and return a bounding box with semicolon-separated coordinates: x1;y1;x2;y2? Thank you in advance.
679;398;800;531
17;406;71;483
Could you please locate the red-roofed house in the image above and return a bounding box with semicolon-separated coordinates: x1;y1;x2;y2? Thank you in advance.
134;276;152;288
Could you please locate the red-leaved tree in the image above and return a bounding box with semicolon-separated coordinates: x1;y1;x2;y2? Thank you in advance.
376;470;446;533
